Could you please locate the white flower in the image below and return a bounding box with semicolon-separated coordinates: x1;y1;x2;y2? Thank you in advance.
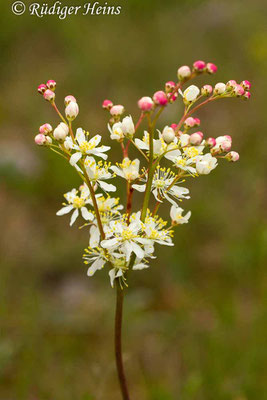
182;85;200;102
133;166;190;206
66;128;110;166
108;122;124;141
141;213;174;246
135;131;178;158
121;115;135;138
170;205;191;225
84;247;108;276
56;187;94;226
196;153;218;175
94;195;123;215
84;157;116;192
101;218;151;262
111;158;140;182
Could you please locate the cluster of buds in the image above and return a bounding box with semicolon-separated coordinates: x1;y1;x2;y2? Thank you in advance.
177;60;217;82
35;79;80;145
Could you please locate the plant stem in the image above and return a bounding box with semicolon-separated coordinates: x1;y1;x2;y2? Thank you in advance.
115;282;130;400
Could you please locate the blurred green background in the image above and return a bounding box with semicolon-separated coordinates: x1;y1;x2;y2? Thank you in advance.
1;0;267;398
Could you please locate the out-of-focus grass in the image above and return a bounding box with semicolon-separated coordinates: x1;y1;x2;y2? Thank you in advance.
0;0;267;398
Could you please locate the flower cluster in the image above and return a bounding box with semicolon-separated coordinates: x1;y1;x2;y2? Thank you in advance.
35;60;250;287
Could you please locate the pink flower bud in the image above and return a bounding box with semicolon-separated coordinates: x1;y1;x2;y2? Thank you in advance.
226;80;237;90
43;89;55;102
102;99;113;110
193;60;206;72
110;104;125;116
165;81;176;92
243;91;251;100
177;65;191;80
169;92;178;103
34;133;46;145
194;118;201;126
225;151;239;162
153;90;168;106
190;131;204;145
184;117;196;128
137;97;154;111
240;80;251;91
206;63;217;74
220;140;232;152
39;123;52;135
214;82;226;95
171;123;178;130
224;135;232;142
46;80;56;91
233;84;245;97
38;84;47;95
65;101;79;120
201;84;213;96
206;137;216;148
65;95;77;106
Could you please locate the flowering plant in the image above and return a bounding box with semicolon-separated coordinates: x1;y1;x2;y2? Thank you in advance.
35;61;251;399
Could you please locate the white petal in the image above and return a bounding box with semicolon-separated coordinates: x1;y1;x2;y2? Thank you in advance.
70;209;79;226
89;225;100;248
132;184;146;192
131;242;145;259
70;152;82;166
133;263;149;270
56;205;73;216
99;181;116;192
81;207;94;221
87;258;105;277
109;268;116;287
76;128;85;144
101;238;120;248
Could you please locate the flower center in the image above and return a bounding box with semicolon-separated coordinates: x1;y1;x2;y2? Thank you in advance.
73;196;85;208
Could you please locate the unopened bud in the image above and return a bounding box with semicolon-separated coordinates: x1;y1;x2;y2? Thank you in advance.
110;104;125;116
65;101;79;121
121;116;135;137
43;89;55;102
165;81;176;92
233;84;245;97
153;90;168;106
214;82;226;95
53;122;69;141
137;96;154;111
170;123;178;130
193;60;206;72
201;84;213;96
183;85;200;102
206;62;217;74
35;133;46;145
240;80;251;91
243;91;251;100
45;136;52;145
206;137;216;148
169;92;178;103
226;80;237;90
46;80;56;91
162;126;175;143
102;99;113;110
177;65;191;80
65;95;77;106
184;117;197;128
190;131;204;145
39;123;52;135
38;84;47;95
225;151;239;162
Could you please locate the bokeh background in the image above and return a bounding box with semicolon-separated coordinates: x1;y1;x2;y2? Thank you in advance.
1;0;267;398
